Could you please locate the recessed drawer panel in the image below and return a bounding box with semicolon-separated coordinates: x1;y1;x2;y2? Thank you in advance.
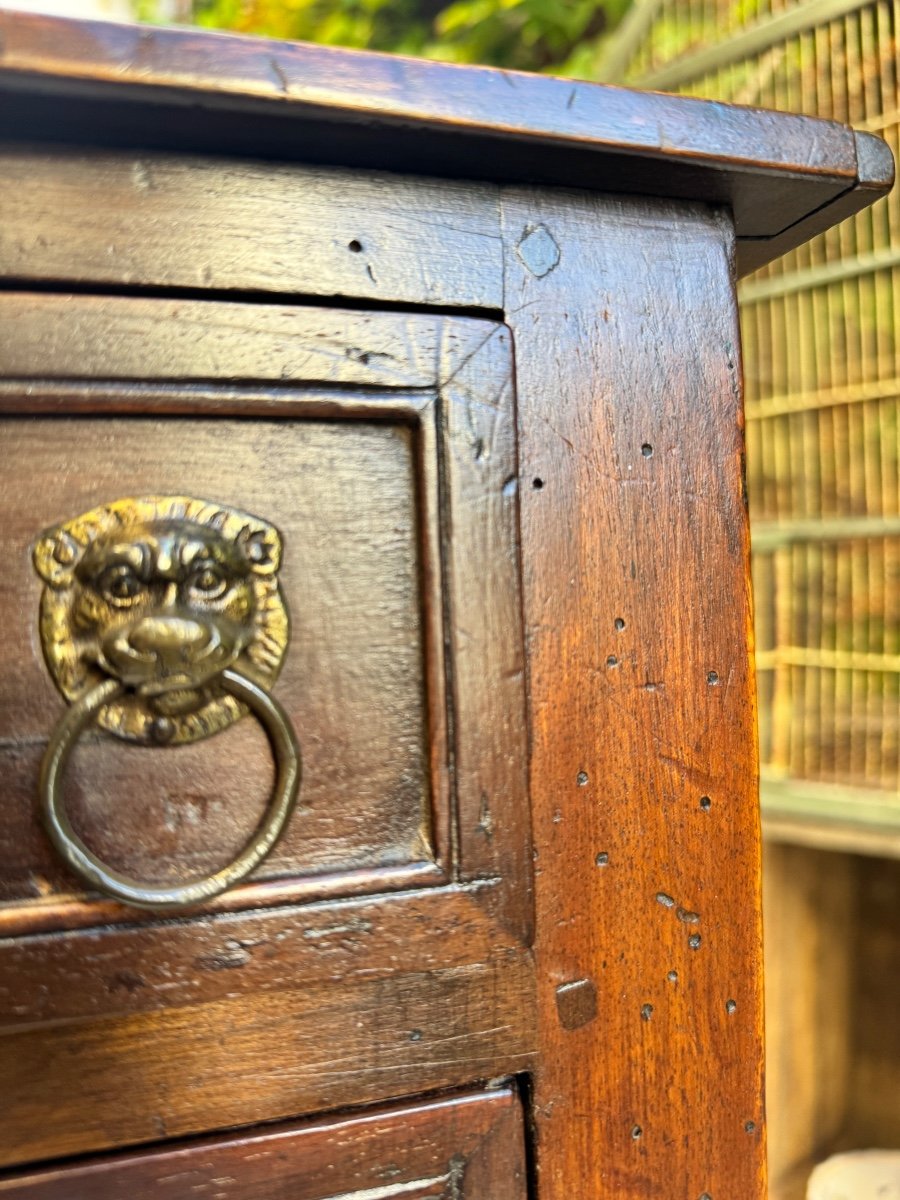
0;1087;528;1200
0;414;434;904
0;295;530;937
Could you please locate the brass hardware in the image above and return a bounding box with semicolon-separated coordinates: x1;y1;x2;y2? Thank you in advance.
32;496;300;910
40;669;299;910
34;496;290;745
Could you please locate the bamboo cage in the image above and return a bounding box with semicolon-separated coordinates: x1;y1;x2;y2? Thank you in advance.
604;0;900;848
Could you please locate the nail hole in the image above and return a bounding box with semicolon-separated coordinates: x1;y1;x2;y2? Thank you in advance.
532;477;544;490
595;851;609;867
577;770;589;787
699;1194;713;1200
688;933;702;949
667;970;678;983
607;655;618;667
631;1125;642;1140
348;239;363;253
700;795;711;811
409;1029;423;1041
614;617;626;631
707;670;720;685
745;1121;756;1133
641;443;653;457
640;1003;653;1021
726;999;737;1014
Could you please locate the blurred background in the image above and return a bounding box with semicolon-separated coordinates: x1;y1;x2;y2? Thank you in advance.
8;0;900;1195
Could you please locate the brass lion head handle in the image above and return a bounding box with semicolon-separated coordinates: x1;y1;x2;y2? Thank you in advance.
33;496;301;911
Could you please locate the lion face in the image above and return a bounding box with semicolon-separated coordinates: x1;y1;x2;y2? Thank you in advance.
34;497;289;745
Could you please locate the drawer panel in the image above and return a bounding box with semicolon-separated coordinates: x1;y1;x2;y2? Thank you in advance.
0;415;435;903
0;295;530;936
0;1087;527;1199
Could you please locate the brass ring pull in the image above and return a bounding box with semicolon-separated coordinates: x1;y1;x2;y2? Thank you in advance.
39;669;301;911
33;496;301;912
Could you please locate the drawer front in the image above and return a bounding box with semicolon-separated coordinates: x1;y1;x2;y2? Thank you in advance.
0;1088;527;1199
0;296;528;929
0;295;534;1166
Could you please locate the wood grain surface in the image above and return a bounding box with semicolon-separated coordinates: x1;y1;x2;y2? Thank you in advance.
0;145;503;309
0;299;533;1167
0;883;535;1163
504;190;766;1199
0;416;435;901
0;1086;526;1199
0;936;533;1166
0;36;873;1186
0;15;891;276
438;323;531;939
0;299;525;933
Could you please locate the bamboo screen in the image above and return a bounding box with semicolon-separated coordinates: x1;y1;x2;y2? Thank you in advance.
605;0;900;831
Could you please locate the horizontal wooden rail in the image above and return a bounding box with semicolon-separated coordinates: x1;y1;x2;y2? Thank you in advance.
739;246;900;304
752;516;900;549
756;647;900;673
761;770;900;858
746;375;900;420
634;0;873;91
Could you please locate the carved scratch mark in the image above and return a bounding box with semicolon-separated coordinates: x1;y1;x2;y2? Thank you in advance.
269;57;290;94
439;326;501;389
476;792;494;840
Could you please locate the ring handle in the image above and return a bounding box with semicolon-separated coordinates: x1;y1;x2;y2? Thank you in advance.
39;668;301;911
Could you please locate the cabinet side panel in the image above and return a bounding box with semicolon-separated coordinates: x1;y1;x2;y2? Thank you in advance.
503;191;764;1199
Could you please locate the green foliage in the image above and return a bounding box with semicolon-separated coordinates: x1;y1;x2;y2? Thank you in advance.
151;0;632;78
426;0;630;73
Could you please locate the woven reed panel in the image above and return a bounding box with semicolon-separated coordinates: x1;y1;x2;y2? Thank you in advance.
613;0;899;806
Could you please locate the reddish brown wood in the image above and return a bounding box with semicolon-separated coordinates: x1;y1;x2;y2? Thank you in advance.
0;1086;527;1199
0;12;891;275
504;191;766;1199
0;887;517;1030
439;324;532;938
0;894;533;1165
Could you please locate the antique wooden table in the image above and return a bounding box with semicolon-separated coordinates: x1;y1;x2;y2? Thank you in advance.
0;11;892;1199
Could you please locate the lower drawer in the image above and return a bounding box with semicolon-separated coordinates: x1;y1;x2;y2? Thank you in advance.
0;1087;525;1200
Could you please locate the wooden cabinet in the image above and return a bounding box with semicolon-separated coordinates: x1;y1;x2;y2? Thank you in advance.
0;11;891;1200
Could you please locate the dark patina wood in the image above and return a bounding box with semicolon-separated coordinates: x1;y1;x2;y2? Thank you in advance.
0;11;890;1200
0;299;532;1164
0;1087;526;1199
0;146;503;309
0;11;892;275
